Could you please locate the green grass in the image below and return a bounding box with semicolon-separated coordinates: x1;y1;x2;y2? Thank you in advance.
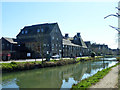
72;63;120;89
2;59;77;72
76;56;103;61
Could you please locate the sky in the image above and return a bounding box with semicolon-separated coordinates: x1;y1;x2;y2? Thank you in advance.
1;0;119;49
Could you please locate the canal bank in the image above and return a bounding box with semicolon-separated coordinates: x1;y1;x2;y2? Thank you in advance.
72;63;120;89
89;65;119;88
1;56;103;73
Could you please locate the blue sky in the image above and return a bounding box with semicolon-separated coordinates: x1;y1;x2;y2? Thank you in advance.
1;1;119;49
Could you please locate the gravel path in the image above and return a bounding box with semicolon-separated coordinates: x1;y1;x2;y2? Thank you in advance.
90;65;118;88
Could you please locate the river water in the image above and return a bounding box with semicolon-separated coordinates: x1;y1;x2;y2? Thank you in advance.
1;58;118;89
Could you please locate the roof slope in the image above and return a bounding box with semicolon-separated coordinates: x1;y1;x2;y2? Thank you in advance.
17;23;57;37
2;37;17;44
63;39;81;47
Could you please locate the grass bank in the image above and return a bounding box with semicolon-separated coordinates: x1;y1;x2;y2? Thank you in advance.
76;56;103;61
72;63;120;89
1;59;78;73
1;56;110;73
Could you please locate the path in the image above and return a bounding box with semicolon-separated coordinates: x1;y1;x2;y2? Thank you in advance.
90;65;118;88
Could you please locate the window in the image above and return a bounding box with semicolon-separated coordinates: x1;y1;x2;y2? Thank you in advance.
44;44;46;47
37;29;40;32
56;44;57;46
7;44;9;47
75;37;77;40
52;44;54;46
22;31;24;34
25;30;28;34
52;36;54;40
56;28;57;32
57;38;58;40
47;44;49;46
41;28;44;32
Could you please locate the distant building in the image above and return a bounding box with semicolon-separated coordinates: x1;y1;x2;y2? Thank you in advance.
91;43;109;55
63;33;87;57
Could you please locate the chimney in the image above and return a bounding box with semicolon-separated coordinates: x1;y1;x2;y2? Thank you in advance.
65;33;69;38
77;33;80;37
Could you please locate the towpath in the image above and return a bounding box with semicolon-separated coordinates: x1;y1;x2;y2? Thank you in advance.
89;65;119;88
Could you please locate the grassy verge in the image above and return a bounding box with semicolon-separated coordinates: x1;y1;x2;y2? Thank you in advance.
76;56;103;61
72;63;120;89
1;59;78;73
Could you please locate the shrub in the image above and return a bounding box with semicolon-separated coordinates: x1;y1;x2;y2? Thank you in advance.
91;52;96;58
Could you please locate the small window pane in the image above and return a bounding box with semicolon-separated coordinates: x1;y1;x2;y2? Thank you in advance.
37;29;40;32
22;31;24;34
25;30;28;34
52;37;54;40
41;28;44;32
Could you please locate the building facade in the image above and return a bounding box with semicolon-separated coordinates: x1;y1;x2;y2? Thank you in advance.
16;23;63;59
0;37;18;60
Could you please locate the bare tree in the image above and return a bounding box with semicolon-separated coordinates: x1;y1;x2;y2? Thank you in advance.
104;6;120;50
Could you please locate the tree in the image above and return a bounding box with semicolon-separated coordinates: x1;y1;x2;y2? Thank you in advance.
91;51;95;58
104;3;120;51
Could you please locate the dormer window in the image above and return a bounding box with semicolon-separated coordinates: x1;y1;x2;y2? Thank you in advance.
74;37;77;40
37;29;40;32
41;28;44;32
22;31;24;34
25;30;28;34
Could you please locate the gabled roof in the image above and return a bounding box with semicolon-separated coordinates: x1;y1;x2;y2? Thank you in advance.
73;35;87;48
17;23;58;37
2;37;17;44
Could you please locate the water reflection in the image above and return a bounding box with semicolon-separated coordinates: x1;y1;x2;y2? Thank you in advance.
2;60;117;88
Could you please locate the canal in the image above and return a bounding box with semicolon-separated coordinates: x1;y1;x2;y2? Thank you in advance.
2;58;118;89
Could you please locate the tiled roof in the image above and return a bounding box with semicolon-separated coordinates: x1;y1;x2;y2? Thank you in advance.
17;23;58;37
